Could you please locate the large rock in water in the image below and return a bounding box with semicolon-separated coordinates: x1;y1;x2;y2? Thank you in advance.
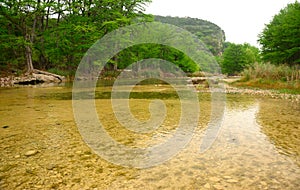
32;73;61;83
13;70;65;85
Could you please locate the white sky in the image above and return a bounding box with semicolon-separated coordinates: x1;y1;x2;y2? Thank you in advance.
145;0;296;47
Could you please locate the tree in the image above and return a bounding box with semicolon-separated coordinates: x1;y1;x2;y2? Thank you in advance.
0;0;39;73
258;1;300;65
221;43;260;75
0;0;152;75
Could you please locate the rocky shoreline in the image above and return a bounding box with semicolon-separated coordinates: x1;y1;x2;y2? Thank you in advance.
0;71;65;87
224;84;300;103
0;76;13;87
220;77;300;103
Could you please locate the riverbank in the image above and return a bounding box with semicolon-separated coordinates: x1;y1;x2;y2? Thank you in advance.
222;77;300;103
225;83;300;103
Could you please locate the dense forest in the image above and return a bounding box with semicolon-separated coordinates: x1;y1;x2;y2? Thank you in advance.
0;0;226;77
0;0;153;76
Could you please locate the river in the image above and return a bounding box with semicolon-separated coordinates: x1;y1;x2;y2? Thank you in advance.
0;83;299;189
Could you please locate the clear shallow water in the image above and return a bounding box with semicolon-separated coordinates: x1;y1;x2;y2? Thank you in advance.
0;84;299;189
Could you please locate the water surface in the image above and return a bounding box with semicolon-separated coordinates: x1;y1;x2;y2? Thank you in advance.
0;84;299;189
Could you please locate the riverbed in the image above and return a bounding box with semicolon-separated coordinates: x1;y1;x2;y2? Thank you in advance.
0;84;299;189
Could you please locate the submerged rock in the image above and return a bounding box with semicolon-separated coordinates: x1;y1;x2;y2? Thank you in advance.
204;183;211;189
46;164;57;170
209;176;221;182
24;150;38;157
227;179;238;183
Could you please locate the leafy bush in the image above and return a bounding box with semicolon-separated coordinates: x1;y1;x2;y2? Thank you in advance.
47;68;74;77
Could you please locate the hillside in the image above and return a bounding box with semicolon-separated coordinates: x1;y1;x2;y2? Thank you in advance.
154;15;226;56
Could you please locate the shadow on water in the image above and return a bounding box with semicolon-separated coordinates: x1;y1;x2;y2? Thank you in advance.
38;90;181;100
37;80;181;100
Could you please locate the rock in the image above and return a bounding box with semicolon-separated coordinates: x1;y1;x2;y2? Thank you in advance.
12;70;65;86
204;183;211;188
213;184;224;190
2;125;9;129
46;164;57;170
25;150;38;157
191;77;207;85
32;73;61;83
14;155;21;159
227;179;238;183
260;181;267;186
209;176;221;182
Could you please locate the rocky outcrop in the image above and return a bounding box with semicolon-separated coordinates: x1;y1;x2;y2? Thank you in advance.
0;69;65;87
0;77;14;87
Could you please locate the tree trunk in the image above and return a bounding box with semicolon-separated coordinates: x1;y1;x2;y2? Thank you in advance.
25;46;34;73
114;63;118;71
25;34;34;74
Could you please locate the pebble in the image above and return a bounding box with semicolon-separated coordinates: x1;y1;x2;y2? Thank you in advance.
25;150;38;156
260;181;267;186
227;179;238;183
213;184;224;190
209;177;221;182
14;155;21;158
225;85;300;103
46;164;57;170
204;183;211;188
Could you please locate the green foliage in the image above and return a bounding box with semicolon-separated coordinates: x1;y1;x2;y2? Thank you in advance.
47;68;75;77
258;1;300;65
0;0;152;74
109;43;200;73
0;0;226;76
154;15;225;56
220;43;260;75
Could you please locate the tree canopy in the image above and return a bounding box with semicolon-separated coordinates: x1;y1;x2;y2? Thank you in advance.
0;1;227;76
220;43;260;75
258;1;300;66
0;0;152;75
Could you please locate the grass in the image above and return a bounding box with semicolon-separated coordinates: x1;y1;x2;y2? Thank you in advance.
241;62;300;82
233;63;300;94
